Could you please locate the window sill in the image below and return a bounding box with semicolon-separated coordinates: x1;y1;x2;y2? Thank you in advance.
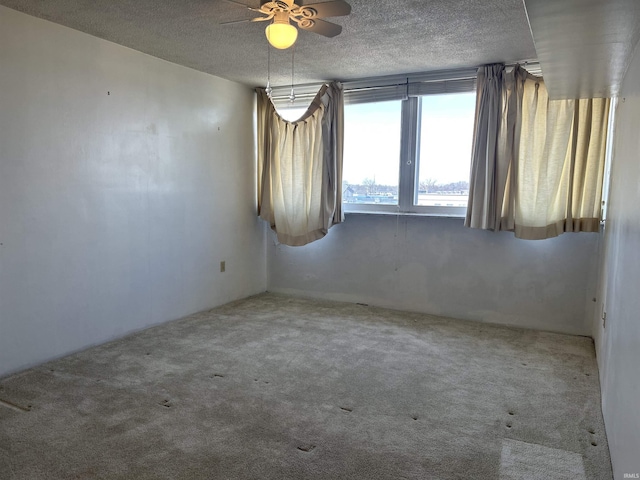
344;210;466;219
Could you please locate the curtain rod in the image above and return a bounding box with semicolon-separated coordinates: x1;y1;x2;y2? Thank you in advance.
266;60;541;101
268;82;468;102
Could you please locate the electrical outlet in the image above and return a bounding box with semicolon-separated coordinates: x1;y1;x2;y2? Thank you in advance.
220;261;226;273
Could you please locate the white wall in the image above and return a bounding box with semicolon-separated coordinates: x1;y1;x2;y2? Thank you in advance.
0;6;266;378
268;214;598;335
593;39;640;479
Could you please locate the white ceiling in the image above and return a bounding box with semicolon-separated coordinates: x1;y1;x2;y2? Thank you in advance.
525;0;640;99
1;0;639;98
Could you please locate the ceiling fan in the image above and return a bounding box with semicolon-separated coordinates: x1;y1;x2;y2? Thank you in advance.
222;0;352;49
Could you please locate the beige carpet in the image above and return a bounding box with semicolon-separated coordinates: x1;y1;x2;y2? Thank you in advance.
0;293;612;479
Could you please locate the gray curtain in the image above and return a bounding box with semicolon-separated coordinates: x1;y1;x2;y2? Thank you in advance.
465;64;508;230
466;65;610;239
257;82;344;246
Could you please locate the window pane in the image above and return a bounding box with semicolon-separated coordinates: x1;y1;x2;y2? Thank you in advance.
343;101;402;205
416;93;475;207
276;106;308;122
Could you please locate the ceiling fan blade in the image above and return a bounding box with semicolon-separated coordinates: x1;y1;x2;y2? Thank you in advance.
220;12;270;24
299;18;342;37
220;18;253;24
300;0;351;18
221;0;251;8
221;0;264;13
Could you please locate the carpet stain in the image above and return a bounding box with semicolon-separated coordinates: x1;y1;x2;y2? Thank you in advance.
297;445;316;453
0;398;32;412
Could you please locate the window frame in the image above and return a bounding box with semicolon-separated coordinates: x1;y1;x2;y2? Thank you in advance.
342;92;473;218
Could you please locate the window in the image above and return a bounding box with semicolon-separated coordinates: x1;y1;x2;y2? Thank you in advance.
343;90;476;216
343;101;402;206
415;93;475;209
276;106;308;122
267;71;478;216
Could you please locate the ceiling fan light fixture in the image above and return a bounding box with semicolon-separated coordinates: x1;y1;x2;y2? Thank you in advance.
265;12;298;49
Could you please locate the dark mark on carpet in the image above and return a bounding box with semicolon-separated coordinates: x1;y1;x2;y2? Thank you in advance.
0;398;32;412
297;445;316;453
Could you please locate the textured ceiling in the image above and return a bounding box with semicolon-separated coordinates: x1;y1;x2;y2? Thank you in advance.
0;0;538;87
4;0;638;97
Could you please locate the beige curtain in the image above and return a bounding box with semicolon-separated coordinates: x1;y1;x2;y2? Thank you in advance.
257;82;344;246
466;65;610;239
513;73;610;239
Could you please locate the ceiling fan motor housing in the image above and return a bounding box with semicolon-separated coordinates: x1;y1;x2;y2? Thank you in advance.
261;1;296;11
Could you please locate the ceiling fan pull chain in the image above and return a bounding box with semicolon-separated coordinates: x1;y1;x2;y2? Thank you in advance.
266;43;273;98
289;44;296;104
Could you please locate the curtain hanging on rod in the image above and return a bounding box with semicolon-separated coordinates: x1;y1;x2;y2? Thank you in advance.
256;82;344;246
466;64;610;239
